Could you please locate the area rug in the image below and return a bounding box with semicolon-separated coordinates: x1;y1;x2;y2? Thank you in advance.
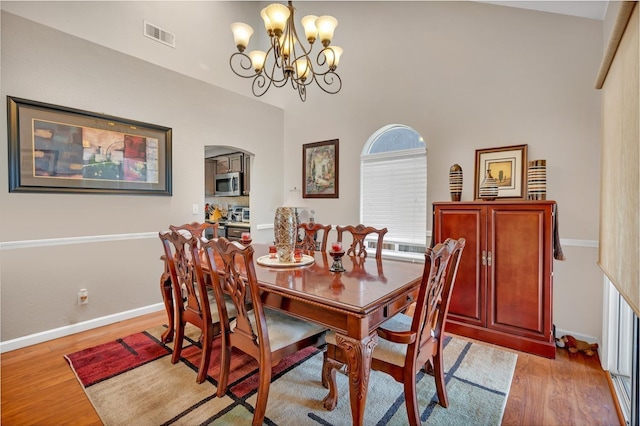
65;324;517;425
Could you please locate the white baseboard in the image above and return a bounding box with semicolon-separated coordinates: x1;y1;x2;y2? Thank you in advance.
0;303;165;354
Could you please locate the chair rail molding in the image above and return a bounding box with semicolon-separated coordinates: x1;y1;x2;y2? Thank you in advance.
0;232;157;250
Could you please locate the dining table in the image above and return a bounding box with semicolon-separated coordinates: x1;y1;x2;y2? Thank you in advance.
159;242;425;426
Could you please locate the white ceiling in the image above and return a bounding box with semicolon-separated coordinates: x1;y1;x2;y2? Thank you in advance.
480;1;609;20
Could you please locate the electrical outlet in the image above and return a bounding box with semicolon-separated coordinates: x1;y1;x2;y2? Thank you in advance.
78;289;88;305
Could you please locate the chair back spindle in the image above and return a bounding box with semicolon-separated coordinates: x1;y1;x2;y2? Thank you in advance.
336;224;388;258
297;222;332;252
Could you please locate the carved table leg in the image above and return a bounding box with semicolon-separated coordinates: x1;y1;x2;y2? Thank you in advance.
335;332;378;426
159;262;174;343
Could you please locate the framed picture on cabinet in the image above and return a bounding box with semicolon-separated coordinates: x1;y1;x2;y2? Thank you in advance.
474;144;527;200
302;139;339;198
7;96;172;195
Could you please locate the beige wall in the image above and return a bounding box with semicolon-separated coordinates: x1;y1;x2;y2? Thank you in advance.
1;2;605;345
0;10;285;342
280;2;604;340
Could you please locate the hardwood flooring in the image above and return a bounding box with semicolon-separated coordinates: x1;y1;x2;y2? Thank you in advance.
1;311;623;425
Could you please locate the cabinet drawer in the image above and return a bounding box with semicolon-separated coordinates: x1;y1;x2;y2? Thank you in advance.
385;287;419;318
226;226;245;239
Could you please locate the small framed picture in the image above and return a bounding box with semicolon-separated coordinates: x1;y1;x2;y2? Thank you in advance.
474;144;528;200
302;139;339;198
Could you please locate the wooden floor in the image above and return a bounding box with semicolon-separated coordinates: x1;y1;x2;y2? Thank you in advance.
1;310;623;425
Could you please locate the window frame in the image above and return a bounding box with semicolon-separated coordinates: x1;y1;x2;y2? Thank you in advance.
360;125;427;262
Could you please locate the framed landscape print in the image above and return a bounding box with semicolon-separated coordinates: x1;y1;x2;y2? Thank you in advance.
303;139;339;198
474;144;527;200
7;96;172;195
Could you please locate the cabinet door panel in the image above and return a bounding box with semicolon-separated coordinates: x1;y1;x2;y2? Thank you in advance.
243;155;250;195
229;154;243;172
489;207;549;338
216;157;230;174
205;159;216;196
434;206;486;326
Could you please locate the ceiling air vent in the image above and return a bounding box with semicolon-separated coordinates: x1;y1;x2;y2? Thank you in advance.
144;21;175;48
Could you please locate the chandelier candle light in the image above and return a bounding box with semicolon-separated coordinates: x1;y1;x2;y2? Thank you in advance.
230;1;343;101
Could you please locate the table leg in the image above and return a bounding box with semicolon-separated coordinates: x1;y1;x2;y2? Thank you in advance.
159;266;174;343
335;332;378;426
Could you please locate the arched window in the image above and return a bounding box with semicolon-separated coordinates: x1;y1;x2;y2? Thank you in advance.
360;124;427;259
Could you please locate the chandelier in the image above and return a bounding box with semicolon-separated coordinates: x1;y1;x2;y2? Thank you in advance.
230;1;343;102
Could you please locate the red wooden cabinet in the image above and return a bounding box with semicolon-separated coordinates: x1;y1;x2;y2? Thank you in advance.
432;201;556;358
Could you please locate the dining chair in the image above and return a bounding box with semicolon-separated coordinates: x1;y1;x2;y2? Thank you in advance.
199;237;327;426
159;245;175;343
321;238;466;426
159;229;236;384
336;224;388;258
170;221;219;239
159;222;219;343
297;222;332;251
171;222;221;281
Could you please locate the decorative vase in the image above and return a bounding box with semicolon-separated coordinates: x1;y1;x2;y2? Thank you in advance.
527;159;547;200
274;207;296;262
449;164;463;201
478;169;498;200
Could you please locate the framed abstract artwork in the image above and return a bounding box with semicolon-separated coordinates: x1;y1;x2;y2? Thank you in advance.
7;96;172;195
474;144;527;200
302;139;339;198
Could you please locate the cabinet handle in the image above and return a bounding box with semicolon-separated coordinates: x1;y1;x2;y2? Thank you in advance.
487;251;492;266
482;250;486;266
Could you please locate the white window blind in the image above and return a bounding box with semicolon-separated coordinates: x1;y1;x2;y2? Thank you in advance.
361;148;427;246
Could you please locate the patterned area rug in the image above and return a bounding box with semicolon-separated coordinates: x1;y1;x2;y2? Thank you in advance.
65;324;517;425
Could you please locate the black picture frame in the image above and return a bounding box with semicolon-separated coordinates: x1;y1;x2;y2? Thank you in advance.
474;144;527;200
7;96;172;195
302;139;339;199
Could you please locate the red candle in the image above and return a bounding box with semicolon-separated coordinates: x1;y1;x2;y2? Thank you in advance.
331;242;342;252
241;232;251;241
294;249;303;262
269;245;277;258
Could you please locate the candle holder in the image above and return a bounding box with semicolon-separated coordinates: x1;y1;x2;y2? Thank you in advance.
329;250;345;272
239;232;252;246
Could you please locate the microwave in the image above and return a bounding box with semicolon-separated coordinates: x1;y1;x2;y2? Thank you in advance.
215;172;242;196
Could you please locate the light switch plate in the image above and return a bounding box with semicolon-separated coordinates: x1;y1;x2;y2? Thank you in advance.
192;204;198;215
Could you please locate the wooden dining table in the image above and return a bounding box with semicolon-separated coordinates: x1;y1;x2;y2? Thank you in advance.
160;242;425;426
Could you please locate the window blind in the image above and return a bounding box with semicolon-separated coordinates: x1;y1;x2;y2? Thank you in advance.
598;3;639;318
360;149;427;245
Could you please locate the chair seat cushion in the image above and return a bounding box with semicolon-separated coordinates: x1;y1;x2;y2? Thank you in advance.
326;313;412;367
192;287;237;324
232;307;326;352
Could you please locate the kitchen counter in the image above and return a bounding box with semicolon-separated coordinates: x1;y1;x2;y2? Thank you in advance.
224;222;251;228
206;219;251;228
